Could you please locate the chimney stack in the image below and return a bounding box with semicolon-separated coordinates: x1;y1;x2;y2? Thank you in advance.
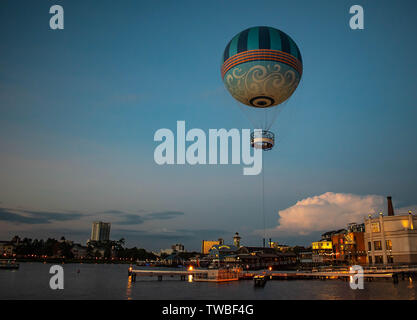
387;196;395;216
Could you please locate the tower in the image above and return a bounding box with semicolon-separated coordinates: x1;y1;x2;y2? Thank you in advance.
233;232;241;247
387;196;395;216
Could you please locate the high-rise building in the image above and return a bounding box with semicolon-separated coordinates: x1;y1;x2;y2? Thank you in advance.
90;222;111;242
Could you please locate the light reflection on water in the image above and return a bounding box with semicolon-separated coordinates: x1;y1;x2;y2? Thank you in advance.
0;263;417;300
126;276;132;300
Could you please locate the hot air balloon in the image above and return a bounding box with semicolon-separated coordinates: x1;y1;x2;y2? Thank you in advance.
221;26;303;150
221;26;303;247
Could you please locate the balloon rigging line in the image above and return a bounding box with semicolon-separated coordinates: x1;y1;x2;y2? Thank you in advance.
262;152;266;246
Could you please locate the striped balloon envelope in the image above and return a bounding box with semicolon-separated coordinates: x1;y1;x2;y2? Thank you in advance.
221;26;302;108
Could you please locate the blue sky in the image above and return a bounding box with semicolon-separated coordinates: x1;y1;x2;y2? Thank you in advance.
1;0;417;251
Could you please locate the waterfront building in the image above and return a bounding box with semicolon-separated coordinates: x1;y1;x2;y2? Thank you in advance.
331;223;367;264
237;246;297;268
90;221;111;242
208;244;239;260
298;251;313;264
201;240;221;254
71;244;88;259
365;196;417;264
202;234;241;254
0;241;14;256
311;240;333;263
312;222;367;264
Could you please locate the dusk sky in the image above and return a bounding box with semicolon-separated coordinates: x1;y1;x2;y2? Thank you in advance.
1;0;417;251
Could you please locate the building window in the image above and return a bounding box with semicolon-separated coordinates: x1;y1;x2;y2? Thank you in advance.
368;242;372;251
368;256;372;264
373;241;382;251
387;255;394;264
371;222;380;233
375;255;383;264
386;240;392;250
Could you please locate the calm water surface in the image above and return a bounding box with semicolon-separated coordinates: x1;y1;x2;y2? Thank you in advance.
1;262;416;300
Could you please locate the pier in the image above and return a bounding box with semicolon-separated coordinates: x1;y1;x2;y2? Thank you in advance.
128;268;239;282
244;265;417;283
128;265;417;284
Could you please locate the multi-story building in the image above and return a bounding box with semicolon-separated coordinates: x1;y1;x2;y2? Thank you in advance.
365;196;417;264
311;240;333;263
202;234;241;254
201;240;221;254
90;221;111;242
332;223;367;264
298;251;313;264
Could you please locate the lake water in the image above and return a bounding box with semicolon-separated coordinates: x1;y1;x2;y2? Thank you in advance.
1;262;417;300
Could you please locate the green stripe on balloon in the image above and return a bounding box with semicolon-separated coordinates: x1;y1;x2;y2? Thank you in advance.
268;27;282;52
228;33;240;58
247;27;259;51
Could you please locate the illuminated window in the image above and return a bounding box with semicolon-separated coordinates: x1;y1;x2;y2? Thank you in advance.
386;240;392;250
373;241;382;251
371;222;380;233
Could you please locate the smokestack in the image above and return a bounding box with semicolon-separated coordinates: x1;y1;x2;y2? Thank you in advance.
387;196;395;216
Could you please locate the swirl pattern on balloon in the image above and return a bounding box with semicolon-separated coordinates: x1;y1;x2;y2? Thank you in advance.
224;61;301;108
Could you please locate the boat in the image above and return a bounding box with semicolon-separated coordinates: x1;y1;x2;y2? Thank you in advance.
253;275;267;287
0;259;19;270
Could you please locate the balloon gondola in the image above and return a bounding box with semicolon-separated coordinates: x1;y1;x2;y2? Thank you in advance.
250;130;275;151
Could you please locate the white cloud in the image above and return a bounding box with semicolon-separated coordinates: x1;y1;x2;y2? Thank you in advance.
267;192;385;236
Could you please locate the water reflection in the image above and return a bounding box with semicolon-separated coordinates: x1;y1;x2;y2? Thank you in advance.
126;276;132;300
407;277;415;300
1;263;417;300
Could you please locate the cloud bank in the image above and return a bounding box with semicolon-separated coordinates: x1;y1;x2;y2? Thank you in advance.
0;206;185;226
0;207;83;224
269;192;385;236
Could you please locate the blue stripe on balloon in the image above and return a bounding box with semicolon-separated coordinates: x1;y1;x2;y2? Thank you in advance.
258;26;271;49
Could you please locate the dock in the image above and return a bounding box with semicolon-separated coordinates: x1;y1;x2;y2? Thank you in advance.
244;265;417;283
128;265;417;284
129;268;239;282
